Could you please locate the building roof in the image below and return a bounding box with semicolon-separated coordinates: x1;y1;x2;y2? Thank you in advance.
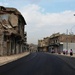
0;6;26;25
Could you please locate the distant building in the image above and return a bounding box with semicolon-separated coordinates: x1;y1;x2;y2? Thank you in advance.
38;33;75;53
0;6;27;56
49;33;75;53
38;37;50;52
29;43;38;52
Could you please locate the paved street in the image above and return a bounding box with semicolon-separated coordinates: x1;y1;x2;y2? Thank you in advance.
0;52;75;75
0;52;30;66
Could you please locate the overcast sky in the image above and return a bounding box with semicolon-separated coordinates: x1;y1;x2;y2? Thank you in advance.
0;0;75;44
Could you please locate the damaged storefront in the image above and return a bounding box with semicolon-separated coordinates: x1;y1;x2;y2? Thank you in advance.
0;6;27;56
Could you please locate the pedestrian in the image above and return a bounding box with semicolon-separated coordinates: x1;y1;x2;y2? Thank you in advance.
70;49;73;56
63;51;65;55
66;50;68;55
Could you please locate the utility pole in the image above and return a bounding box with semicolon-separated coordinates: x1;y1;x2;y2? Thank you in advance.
66;29;68;52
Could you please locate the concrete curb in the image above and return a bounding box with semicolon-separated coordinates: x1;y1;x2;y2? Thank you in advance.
0;52;30;66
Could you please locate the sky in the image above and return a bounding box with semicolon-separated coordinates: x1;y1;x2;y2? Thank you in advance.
0;0;75;44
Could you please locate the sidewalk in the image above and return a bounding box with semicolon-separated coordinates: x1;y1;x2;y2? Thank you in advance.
0;52;30;66
56;53;75;57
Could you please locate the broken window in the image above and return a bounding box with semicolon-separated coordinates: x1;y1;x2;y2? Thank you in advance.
0;14;12;29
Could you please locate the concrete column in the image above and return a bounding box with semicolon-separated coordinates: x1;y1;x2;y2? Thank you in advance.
0;35;4;56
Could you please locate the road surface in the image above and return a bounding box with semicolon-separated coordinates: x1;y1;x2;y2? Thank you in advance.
0;52;75;75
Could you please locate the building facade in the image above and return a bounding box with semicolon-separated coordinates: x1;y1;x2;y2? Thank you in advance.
28;43;38;52
0;6;27;56
38;37;50;52
38;33;75;53
49;33;75;53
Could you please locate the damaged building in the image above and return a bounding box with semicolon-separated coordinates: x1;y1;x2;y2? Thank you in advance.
0;6;27;56
38;33;75;53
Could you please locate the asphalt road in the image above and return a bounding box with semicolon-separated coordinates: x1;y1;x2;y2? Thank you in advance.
0;52;75;75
